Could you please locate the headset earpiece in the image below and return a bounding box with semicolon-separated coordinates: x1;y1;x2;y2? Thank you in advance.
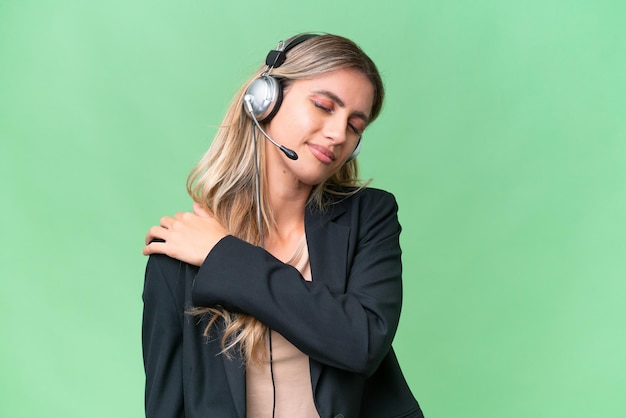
243;34;319;123
244;75;283;122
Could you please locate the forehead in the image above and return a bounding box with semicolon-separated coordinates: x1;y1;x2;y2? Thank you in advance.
289;68;375;115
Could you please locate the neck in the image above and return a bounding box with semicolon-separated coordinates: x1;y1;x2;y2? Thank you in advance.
266;186;309;240
264;149;312;241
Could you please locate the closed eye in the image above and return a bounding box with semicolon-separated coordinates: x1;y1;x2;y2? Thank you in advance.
313;100;332;113
348;123;361;136
313;97;364;136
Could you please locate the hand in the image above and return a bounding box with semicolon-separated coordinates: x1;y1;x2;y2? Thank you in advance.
142;203;228;266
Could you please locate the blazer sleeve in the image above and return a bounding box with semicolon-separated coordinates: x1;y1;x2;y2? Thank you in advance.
142;254;185;418
192;189;403;378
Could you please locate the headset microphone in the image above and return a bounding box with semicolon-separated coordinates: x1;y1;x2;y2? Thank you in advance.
243;94;298;160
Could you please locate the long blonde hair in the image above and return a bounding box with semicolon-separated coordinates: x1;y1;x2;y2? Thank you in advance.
187;34;385;365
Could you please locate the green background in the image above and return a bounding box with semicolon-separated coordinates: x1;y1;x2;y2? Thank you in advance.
1;1;625;417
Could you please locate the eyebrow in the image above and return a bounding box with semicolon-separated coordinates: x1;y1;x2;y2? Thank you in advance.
311;89;370;123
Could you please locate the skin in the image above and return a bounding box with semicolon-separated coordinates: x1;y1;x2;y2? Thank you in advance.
143;68;375;265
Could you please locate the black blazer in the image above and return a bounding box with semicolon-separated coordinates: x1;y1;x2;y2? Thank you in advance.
142;188;424;418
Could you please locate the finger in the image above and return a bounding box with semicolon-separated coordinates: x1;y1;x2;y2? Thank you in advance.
159;216;174;229
142;240;168;256
145;225;168;245
193;202;211;218
173;211;194;221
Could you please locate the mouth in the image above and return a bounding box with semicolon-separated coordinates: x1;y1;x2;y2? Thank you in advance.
307;143;336;164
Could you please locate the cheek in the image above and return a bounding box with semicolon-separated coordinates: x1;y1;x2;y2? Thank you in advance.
301;106;327;134
282;108;318;138
264;109;291;139
266;96;319;140
343;136;360;157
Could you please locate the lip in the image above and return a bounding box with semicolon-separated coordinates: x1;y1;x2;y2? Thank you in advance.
307;143;336;164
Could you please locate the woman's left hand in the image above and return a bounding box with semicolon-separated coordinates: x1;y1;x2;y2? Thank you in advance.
142;203;228;266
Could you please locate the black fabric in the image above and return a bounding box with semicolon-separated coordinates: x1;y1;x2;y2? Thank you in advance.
142;187;424;418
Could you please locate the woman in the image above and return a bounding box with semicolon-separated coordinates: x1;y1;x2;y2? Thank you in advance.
142;33;424;418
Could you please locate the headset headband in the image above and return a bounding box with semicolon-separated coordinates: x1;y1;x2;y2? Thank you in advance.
264;34;320;70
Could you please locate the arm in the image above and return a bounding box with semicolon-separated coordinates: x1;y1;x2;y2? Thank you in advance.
193;190;403;377
142;255;185;418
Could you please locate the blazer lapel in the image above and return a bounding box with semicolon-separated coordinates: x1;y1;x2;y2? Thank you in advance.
305;200;350;392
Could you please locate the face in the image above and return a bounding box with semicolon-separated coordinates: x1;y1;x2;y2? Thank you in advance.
263;68;375;187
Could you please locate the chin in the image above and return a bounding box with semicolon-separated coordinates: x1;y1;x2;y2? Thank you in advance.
293;160;342;187
295;172;332;188
298;178;325;188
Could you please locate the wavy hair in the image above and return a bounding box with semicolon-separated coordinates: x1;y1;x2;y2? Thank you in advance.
187;33;385;365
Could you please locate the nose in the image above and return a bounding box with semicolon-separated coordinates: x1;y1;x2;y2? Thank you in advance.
322;114;348;144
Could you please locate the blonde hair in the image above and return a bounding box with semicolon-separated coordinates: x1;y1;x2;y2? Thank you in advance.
187;34;385;365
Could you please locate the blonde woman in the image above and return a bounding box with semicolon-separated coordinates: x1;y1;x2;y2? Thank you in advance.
142;33;424;418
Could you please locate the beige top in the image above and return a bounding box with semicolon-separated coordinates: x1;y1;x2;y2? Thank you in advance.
246;235;320;418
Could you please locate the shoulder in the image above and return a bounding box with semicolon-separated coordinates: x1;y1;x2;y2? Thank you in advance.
335;187;399;217
310;187;400;233
144;254;196;307
145;253;185;282
352;187;397;206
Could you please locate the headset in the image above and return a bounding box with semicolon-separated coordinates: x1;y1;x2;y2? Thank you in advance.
242;34;361;162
